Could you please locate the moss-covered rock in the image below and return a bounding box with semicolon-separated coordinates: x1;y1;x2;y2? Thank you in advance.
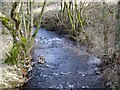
0;34;25;88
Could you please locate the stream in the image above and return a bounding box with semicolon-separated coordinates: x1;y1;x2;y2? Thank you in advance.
22;28;103;89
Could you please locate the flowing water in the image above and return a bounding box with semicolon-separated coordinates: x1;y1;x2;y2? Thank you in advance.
22;28;103;89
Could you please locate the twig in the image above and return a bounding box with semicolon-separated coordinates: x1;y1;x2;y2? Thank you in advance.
55;14;68;29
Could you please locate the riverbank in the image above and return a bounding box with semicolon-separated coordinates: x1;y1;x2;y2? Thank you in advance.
0;32;25;88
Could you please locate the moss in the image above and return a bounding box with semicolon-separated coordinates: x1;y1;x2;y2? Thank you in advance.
4;45;20;65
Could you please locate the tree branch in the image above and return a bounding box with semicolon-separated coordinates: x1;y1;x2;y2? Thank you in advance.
0;12;15;31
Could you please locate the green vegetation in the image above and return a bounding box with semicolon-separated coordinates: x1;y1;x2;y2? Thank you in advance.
59;1;89;43
0;0;120;89
0;1;46;66
5;44;20;65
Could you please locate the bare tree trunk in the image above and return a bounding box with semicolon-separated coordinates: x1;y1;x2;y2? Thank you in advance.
116;1;120;61
74;0;89;41
63;1;67;19
0;1;2;34
30;0;46;52
116;1;120;87
28;1;33;41
60;0;63;12
1;2;8;34
11;2;22;43
66;2;76;36
103;2;108;57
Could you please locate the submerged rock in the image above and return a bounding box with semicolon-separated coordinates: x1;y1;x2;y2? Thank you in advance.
38;55;46;64
87;55;101;65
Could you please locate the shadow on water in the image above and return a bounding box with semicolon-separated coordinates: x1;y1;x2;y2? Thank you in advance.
21;28;104;89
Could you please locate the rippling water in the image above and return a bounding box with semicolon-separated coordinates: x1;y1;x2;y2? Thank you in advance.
22;28;103;89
